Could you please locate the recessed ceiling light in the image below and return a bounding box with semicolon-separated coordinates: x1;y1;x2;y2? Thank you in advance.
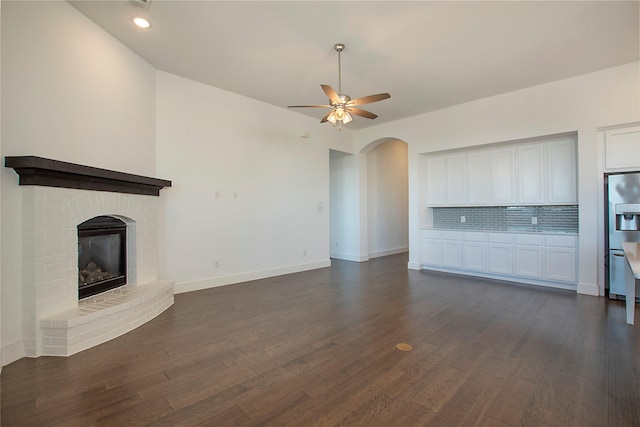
132;16;151;29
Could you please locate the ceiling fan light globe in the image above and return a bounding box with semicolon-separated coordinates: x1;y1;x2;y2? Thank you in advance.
327;112;337;124
334;108;345;121
343;111;353;124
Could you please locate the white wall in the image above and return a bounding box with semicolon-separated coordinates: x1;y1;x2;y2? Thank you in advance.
355;61;640;293
366;140;408;258
1;1;157;365
330;150;362;261
155;71;353;293
0;0;3;370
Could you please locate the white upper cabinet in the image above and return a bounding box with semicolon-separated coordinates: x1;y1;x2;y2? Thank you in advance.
425;154;467;206
446;154;467;205
546;138;577;204
605;126;640;170
424;135;577;207
517;143;545;204
491;146;517;205
426;155;447;205
467;150;492;205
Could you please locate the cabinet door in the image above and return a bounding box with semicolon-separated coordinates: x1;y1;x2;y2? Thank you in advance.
421;238;441;266
488;243;513;275
544;247;576;282
605;127;640;170
547;139;577;204
467;150;491;205
514;245;543;278
491;147;517;204
446;154;467;205
426;156;447;205
463;242;486;271
442;240;463;268
518;143;545;204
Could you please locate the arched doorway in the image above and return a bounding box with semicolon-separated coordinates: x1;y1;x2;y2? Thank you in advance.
329;138;409;262
362;138;409;259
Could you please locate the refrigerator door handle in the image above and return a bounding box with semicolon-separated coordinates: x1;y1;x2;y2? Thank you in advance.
613;253;625;257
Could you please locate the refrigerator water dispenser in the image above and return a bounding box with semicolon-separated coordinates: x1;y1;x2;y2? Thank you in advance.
615;204;640;231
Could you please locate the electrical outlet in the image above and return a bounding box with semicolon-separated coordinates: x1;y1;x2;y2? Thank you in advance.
461;216;466;223
531;217;537;225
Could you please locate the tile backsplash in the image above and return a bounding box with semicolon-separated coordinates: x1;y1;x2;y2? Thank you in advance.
432;206;578;233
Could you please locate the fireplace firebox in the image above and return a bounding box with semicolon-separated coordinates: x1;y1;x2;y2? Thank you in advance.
78;216;127;299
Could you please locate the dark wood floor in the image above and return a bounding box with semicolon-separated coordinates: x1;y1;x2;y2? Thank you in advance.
2;253;639;426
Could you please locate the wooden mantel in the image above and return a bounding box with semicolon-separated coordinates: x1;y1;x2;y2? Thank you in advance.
5;156;172;196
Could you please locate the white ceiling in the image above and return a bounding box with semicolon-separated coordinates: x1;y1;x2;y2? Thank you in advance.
68;1;639;130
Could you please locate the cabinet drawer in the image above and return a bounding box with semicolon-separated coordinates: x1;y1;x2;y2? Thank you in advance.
515;234;543;245
464;232;487;242
545;235;576;248
422;230;441;239
488;233;513;244
442;231;463;240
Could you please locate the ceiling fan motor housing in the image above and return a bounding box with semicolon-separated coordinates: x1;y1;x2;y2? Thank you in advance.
333;94;351;106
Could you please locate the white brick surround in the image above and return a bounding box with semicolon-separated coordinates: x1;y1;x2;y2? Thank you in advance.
21;186;174;357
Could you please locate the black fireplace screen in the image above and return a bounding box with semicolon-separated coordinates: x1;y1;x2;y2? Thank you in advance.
78;216;126;299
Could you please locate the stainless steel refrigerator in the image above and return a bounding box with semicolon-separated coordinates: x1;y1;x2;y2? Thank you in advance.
606;172;640;299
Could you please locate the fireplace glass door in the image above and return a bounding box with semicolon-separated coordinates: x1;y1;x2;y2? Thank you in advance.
78;216;126;299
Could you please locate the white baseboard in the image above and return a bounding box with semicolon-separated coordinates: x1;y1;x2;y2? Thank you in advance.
330;252;369;262
175;259;331;294
407;261;422;270
2;340;25;367
369;246;409;259
577;282;600;296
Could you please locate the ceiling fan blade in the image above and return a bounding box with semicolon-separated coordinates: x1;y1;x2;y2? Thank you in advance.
348;107;378;119
288;105;333;108
320;111;332;123
321;84;341;104
348;93;391;106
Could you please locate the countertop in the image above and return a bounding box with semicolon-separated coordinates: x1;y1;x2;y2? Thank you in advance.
621;242;640;279
420;227;578;236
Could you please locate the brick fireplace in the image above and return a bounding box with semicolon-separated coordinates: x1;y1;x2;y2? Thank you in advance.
5;156;174;357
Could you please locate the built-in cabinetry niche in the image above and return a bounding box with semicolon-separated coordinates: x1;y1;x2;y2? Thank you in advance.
425;135;577;207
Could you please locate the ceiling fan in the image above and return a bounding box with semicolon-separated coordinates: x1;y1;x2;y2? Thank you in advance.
288;43;391;130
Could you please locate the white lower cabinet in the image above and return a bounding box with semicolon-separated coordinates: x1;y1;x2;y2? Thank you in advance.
488;243;513;275
463;242;486;271
463;232;487;271
421;239;441;266
514;234;544;279
420;230;577;287
544;247;576;282
441;231;463;268
421;231;464;268
543;235;577;283
514;245;544;278
420;230;442;266
442;241;463;268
